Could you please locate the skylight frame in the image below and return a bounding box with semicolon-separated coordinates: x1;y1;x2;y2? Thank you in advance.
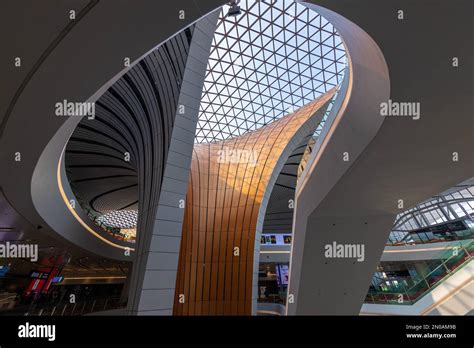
195;0;347;143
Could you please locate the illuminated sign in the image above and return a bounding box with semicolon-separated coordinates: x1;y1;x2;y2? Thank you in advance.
261;234;292;245
29;271;50;279
52;276;63;284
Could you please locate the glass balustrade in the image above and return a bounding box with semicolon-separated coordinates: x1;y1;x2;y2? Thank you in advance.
365;240;473;305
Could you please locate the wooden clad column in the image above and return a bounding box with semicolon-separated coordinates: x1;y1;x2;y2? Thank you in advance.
174;89;335;315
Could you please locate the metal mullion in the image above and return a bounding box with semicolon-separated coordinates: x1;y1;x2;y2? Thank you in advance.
237;29;259;127
440;195;460;220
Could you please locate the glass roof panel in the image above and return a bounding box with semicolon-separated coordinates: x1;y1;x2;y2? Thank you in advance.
195;0;347;143
97;210;138;229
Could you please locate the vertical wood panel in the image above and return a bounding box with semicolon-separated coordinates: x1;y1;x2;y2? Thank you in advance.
174;89;335;315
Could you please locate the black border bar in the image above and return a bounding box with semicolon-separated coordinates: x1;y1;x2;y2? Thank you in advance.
0;315;471;346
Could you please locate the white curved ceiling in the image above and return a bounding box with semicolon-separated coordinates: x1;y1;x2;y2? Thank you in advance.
195;0;347;143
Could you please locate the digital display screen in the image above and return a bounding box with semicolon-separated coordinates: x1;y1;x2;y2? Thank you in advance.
276;264;289;285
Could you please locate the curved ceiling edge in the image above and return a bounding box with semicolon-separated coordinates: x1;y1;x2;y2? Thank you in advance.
31;119;133;260
27;2;226;260
286;2;391;315
57;152;134;251
251;93;337;314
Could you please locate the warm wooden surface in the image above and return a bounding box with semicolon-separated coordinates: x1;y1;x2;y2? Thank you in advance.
174;89;335;315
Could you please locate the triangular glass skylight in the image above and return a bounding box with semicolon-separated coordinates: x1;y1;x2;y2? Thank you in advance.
195;0;347;144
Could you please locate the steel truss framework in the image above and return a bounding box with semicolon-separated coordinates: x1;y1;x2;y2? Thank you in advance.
97;210;138;229
389;185;474;243
90;1;347;228
195;0;347;143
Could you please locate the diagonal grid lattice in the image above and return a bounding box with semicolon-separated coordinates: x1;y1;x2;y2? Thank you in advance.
195;0;347;143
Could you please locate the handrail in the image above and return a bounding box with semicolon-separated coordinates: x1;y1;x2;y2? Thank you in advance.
366;241;473;305
69;181;136;243
386;228;473;246
2;297;125;316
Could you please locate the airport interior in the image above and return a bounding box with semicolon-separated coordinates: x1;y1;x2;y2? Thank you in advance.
0;0;472;318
